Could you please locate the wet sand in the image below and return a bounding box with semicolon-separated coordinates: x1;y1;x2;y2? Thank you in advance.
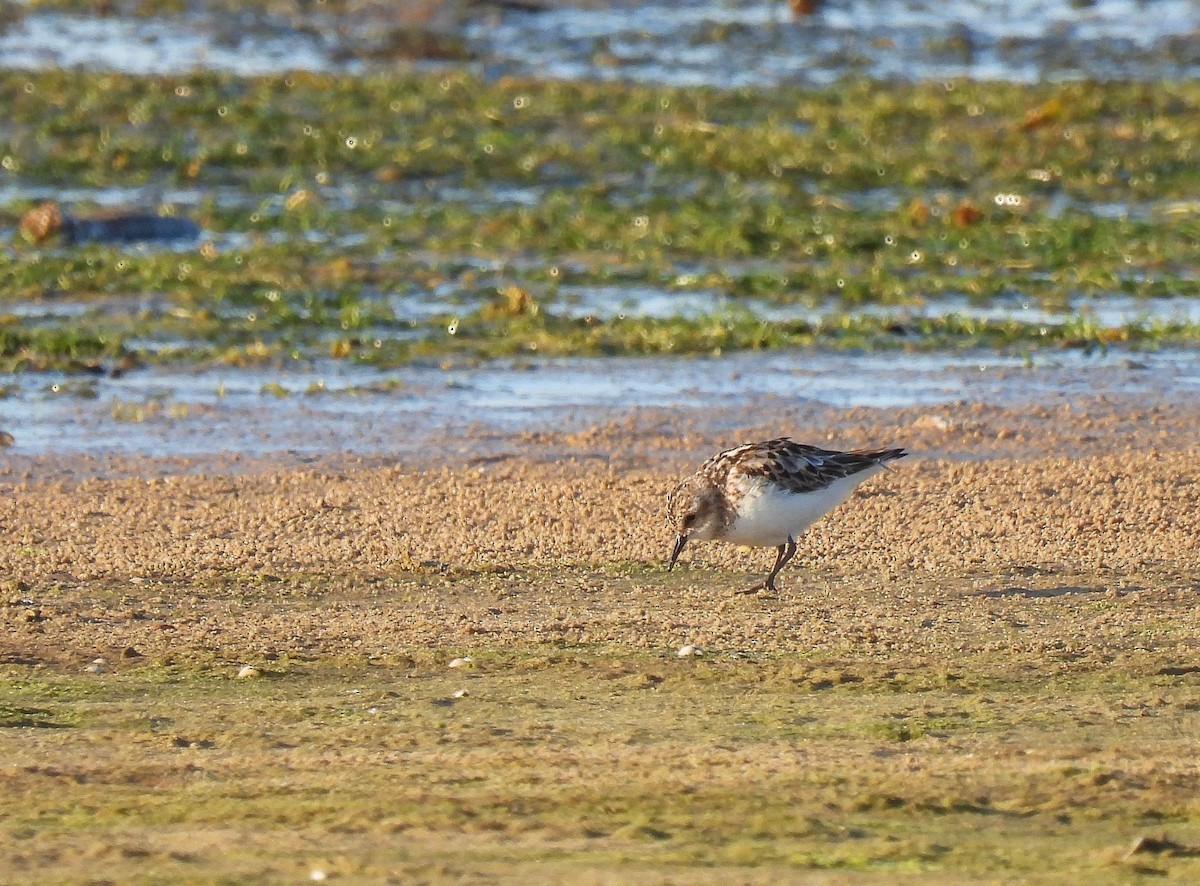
3;391;1199;666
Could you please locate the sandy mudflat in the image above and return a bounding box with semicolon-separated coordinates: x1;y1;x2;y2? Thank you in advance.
3;392;1199;666
4;391;1200;885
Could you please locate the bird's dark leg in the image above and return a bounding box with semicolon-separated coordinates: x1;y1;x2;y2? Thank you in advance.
739;536;797;594
765;536;798;590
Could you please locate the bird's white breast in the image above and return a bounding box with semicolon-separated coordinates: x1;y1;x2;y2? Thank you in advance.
721;468;882;547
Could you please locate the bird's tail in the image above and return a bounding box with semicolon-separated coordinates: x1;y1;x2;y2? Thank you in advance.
853;446;908;466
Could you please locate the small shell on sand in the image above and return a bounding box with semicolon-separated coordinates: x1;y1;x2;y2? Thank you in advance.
236;665;263;679
677;644;703;658
448;656;473;669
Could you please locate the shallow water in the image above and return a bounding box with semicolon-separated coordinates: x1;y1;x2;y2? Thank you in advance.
548;286;1200;327
1;0;1197;85
0;14;339;77
470;0;1200;85
2;347;1197;460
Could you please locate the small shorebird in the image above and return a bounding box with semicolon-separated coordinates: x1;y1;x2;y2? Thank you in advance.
666;438;907;592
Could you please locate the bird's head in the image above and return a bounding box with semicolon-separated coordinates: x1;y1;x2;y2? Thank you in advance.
665;475;727;570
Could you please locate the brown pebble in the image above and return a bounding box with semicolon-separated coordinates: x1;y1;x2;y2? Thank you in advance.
18;202;63;244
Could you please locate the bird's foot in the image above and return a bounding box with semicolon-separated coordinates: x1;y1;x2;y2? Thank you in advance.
735;580;778;597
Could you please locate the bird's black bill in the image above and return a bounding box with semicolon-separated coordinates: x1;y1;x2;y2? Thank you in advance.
667;534;688;571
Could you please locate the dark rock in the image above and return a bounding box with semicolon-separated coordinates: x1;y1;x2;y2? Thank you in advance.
19;201;202;246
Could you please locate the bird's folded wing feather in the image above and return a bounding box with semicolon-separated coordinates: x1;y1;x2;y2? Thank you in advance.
726;439;888;495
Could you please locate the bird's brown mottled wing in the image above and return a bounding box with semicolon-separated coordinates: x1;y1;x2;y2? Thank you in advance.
718;437;907;495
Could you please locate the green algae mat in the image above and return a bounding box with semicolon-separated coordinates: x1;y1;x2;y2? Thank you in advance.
3;564;1200;884
2;72;1200;372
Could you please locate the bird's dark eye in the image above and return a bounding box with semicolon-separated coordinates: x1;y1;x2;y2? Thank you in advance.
682;512;696;528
